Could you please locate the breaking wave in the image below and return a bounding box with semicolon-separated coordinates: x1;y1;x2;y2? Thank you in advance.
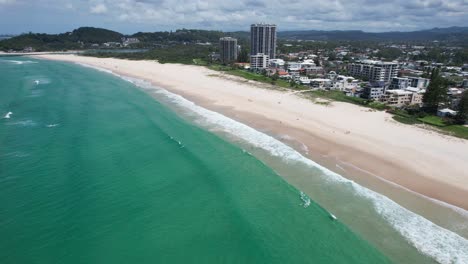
3;112;13;119
4;60;38;65
77;63;468;264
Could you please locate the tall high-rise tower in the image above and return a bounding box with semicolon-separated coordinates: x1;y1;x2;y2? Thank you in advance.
219;37;238;64
250;23;277;59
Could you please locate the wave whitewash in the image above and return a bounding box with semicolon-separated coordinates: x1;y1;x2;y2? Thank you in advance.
0;57;390;263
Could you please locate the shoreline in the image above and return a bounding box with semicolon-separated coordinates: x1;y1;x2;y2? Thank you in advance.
31;54;468;212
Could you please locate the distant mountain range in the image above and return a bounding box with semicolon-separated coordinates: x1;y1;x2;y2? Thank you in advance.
1;26;467;52
276;27;468;42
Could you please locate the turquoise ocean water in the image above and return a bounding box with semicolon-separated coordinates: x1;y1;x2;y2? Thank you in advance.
0;57;467;263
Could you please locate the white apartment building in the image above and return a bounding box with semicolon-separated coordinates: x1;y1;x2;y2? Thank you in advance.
388;77;410;90
287;62;302;72
269;59;285;68
250;53;269;70
348;60;399;83
285;60;323;75
294;76;311;85
310;78;332;89
409;77;430;89
331;76;359;91
121;37;140;46
379;89;423;107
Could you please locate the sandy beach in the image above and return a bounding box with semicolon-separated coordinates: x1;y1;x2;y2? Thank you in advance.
33;54;468;210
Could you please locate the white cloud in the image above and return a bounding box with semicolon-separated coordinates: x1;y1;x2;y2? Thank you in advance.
1;0;467;32
78;0;467;31
90;3;107;14
0;0;16;4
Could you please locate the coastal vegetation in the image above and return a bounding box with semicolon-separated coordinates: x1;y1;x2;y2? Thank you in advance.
202;64;468;140
0;27;123;51
390;109;468;139
207;65;294;90
2;26;466;140
455;90;468;124
84;44;216;64
422;69;448;113
304;90;388;110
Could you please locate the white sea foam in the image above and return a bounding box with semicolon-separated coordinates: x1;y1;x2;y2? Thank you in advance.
338;159;468;219
3;112;12;119
8;120;37;127
46;123;59;128
76;62;114;75
168;136;185;148
300;191;311;208
5;60;38;65
76;62;468;264
27;76;51;85
3;151;30;158
150;82;468;264
28;89;44;98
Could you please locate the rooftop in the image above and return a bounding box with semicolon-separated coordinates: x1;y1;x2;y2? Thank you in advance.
219;37;237;41
357;59;398;65
251;23;277;27
386;89;413;95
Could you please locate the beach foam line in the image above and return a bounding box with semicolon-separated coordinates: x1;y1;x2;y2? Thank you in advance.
338;159;468;219
134;76;468;264
75;62;468;264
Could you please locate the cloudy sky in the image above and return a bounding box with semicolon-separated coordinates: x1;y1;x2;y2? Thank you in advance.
0;0;467;34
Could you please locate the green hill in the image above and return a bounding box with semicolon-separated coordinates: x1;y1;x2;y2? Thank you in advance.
0;27;123;51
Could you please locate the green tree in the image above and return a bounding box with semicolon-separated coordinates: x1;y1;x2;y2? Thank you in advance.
313;57;320;66
455;90;468;124
290;80;296;87
376;48;402;60
422;69;448;113
237;48;249;63
271;72;279;81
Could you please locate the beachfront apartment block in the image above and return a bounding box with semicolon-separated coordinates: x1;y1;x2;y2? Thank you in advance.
310;78;332;89
388;77;411;90
379;89;424;107
388;77;430;90
219;37;238;64
250;23;277;59
250;53;270;70
363;83;386;100
409;77;430;89
348;60;399;83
